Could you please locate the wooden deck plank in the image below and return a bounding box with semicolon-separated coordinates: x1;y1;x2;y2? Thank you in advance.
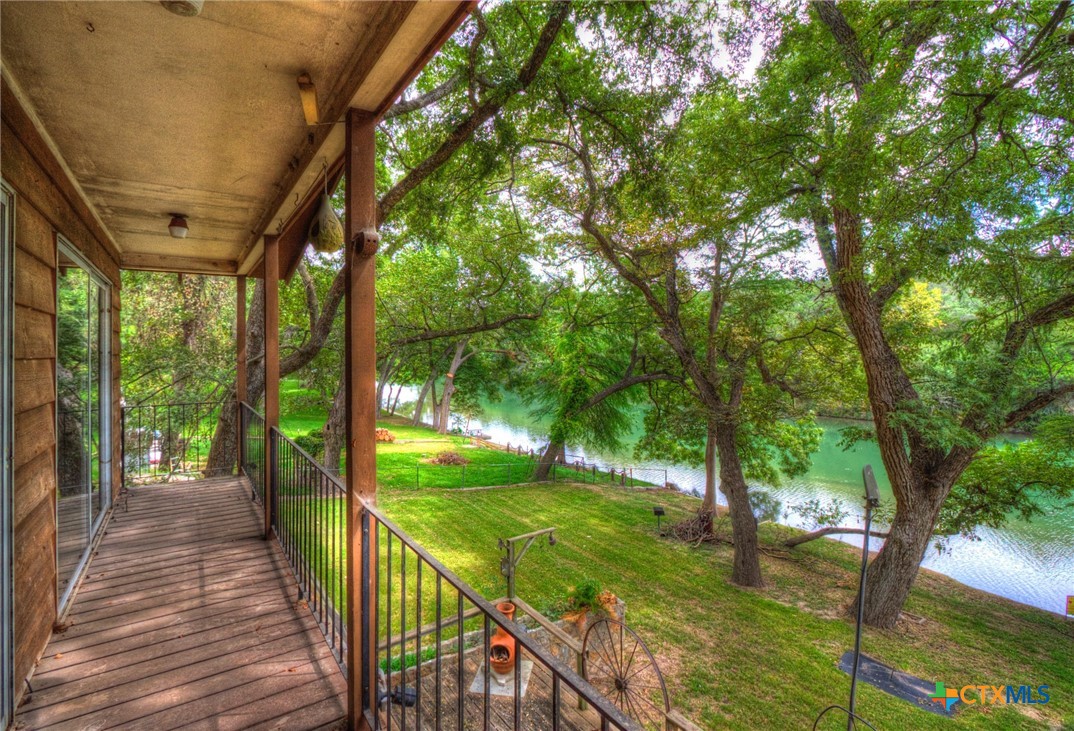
16;477;346;731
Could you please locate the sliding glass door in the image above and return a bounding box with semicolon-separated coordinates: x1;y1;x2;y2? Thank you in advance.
56;240;111;610
1;182;14;731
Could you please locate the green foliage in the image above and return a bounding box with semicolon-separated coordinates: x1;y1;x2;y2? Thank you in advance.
940;414;1074;539
293;429;325;461
791;498;852;530
566;578;602;612
120;272;235;404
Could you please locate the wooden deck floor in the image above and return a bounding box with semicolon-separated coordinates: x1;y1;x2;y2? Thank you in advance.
16;476;346;731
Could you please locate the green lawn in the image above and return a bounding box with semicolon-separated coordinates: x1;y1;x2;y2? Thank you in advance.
373;484;1072;730
271;387;1071;729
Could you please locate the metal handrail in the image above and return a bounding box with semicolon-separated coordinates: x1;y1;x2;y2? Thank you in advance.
235;406;638;728
363;499;639;730
121;400;226;485
269;425;348;672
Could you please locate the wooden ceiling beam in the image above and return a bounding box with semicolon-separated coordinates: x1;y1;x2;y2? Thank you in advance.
269;1;476;282
120;253;238;276
238;2;416;270
277;154;345;282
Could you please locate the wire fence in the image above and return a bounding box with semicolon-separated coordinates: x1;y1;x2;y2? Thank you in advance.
376;457;668;491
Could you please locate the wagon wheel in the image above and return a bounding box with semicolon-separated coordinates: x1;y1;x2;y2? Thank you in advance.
582;618;669;730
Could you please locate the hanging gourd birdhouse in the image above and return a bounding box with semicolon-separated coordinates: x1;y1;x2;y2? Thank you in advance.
308;192;344;253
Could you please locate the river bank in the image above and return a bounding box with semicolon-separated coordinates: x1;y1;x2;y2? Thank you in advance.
453;393;1074;616
379;481;1074;730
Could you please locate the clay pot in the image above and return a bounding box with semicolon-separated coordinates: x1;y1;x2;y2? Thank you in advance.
488;601;517;679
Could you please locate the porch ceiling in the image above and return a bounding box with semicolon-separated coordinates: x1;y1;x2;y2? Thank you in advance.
0;0;470;277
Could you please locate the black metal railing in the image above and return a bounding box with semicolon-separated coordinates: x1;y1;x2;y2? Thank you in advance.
234;405;634;728
362;502;638;730
240;402;266;505
121;401;225;485
270;426;347;671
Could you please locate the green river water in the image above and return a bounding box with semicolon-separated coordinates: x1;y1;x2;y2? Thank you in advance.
459;392;1074;615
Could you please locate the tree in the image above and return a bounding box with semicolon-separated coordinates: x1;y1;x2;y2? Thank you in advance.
520;276;677;481
737;1;1074;625
521;12;827;586
205;0;573;473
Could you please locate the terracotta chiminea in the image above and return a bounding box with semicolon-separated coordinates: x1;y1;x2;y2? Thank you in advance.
488;601;517;681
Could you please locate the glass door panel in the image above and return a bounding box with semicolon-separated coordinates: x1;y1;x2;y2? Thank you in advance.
56;244;110;607
1;182;15;731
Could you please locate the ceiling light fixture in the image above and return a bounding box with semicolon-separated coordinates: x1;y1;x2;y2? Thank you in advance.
168;214;189;239
297;72;319;126
160;0;203;17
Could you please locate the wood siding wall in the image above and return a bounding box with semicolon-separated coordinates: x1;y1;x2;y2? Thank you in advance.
2;78;122;705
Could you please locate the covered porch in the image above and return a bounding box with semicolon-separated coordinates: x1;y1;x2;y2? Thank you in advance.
1;1;639;729
18;477;346;731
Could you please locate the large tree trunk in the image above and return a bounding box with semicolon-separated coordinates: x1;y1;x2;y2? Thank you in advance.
206;282;266;475
323;375;347;476
714;417;763;588
825;206;958;626
375;353;397;415
430;379;440;431
412;372;435;426
437;339;468;434
702;418;718;514
534;439;564;481
858;487;945;626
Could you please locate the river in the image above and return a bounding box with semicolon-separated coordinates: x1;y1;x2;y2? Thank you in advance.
411;391;1073;616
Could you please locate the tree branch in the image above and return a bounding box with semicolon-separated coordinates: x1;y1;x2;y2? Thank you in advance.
580;373;681;412
378;1;571;226
812;0;872;98
998;292;1074;363
390;312;540;347
296;259;319;334
784;526;889;548
279;266;347;377
1002;382;1074;431
383;75;462;120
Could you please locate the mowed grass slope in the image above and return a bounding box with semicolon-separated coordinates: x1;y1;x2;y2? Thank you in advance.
378;484;1073;730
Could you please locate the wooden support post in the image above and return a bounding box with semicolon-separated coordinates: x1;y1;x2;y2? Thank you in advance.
264;236;280;540
236;275;247;473
344;108;378;731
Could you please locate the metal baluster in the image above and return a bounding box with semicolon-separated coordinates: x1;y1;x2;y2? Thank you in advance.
513;621;521;729
457;591;464;731
483;613;490;731
320;474;327;637
374;518;381;731
435;574;442;731
400;539;407;731
387;531;393;731
415;558;422;730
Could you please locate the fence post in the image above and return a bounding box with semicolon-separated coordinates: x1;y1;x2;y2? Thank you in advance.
238;405;245;480
120;407;126;490
268;429;278;534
